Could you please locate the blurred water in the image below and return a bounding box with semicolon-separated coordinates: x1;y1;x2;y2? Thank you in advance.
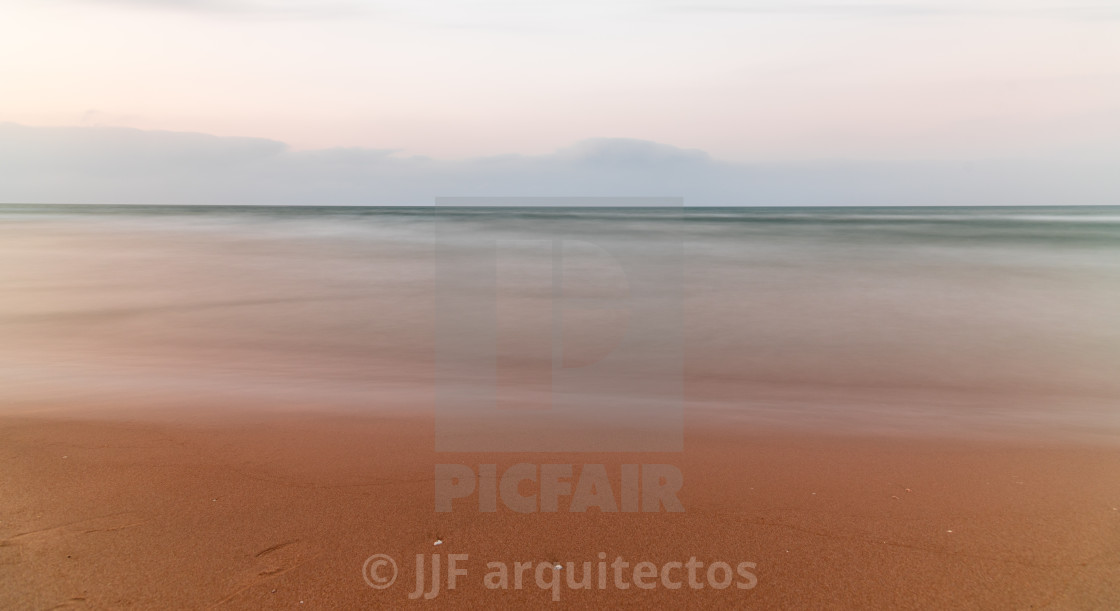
2;204;1118;440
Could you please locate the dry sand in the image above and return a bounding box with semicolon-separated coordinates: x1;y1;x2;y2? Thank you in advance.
2;409;1119;609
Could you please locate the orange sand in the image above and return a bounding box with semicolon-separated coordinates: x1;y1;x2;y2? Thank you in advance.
2;410;1119;609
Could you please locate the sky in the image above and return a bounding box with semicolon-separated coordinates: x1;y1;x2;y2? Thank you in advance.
1;0;1118;204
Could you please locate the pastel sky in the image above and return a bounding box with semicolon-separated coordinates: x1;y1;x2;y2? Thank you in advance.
1;0;1118;204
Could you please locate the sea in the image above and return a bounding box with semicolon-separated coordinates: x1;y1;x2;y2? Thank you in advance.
2;204;1118;442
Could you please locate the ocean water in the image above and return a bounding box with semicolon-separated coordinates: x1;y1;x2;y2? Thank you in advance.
2;204;1119;441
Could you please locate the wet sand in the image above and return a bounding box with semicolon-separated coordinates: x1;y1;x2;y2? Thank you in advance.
2;408;1119;609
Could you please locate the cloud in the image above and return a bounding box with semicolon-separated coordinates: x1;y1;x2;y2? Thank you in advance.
660;0;1120;20
68;0;1120;21
0;122;1116;205
664;1;954;18
65;0;363;18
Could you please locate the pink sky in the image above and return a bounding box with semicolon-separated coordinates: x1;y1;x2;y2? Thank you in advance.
3;0;1118;163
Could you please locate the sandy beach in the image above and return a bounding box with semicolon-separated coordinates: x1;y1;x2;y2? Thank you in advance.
3;206;1120;608
2;406;1119;609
